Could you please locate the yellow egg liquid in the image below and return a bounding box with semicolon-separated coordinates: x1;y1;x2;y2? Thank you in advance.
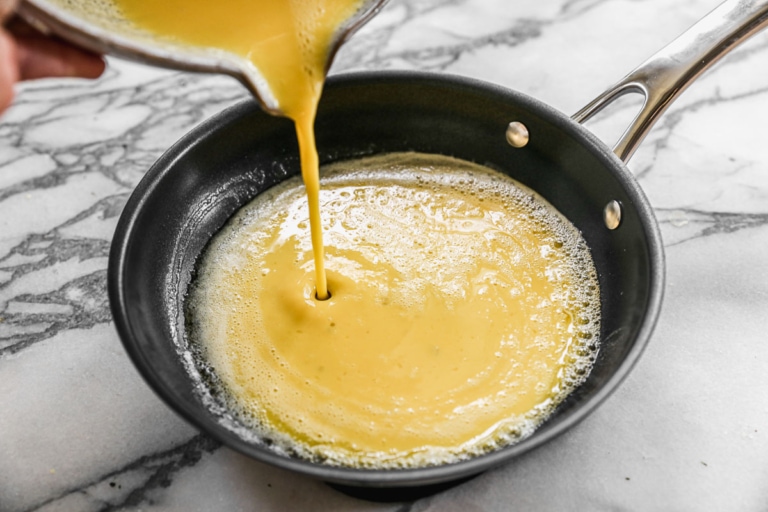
112;0;365;297
188;153;601;468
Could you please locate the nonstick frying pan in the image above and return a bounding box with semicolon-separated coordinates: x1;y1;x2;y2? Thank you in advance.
106;0;768;494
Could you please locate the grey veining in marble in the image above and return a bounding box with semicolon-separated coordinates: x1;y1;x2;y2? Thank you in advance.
2;0;768;510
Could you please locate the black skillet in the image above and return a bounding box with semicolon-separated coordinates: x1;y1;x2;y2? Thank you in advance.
105;0;768;497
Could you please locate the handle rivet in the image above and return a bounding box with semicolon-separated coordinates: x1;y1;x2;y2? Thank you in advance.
604;200;622;230
506;121;529;148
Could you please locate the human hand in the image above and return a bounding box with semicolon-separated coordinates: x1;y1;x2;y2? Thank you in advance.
1;0;105;113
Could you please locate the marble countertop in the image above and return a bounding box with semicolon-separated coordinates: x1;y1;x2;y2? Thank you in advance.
2;0;768;510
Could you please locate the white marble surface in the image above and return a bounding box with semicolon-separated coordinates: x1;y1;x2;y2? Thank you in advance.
2;0;768;510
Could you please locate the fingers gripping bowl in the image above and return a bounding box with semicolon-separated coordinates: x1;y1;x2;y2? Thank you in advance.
107;0;768;492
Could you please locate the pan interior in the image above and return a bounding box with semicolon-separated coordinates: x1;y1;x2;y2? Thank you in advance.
109;72;663;487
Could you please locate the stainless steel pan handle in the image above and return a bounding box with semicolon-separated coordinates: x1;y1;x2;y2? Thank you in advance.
573;0;768;163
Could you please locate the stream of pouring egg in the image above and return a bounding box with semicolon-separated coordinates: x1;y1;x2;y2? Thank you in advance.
113;0;364;298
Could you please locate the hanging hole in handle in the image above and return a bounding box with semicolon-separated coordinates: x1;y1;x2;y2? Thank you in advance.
576;91;647;156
